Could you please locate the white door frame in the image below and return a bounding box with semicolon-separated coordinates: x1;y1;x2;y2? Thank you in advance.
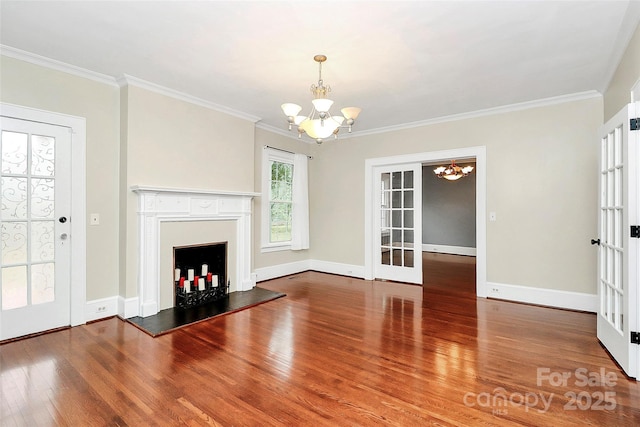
0;102;86;327
364;146;487;297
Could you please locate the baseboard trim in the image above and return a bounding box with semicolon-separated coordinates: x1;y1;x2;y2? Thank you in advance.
118;296;139;319
422;244;476;256
310;260;365;279
254;260;311;282
254;260;365;282
486;281;597;313
105;268;596;316
85;296;118;322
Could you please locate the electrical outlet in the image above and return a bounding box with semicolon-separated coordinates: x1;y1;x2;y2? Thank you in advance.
96;305;107;313
490;287;500;294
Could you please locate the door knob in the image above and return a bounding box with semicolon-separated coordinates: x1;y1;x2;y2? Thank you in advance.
591;238;600;246
60;233;68;240
59;216;67;223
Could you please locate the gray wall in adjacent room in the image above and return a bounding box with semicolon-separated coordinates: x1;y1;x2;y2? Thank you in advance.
422;163;476;247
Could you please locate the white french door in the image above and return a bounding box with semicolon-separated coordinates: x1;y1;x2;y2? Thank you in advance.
373;164;422;284
0;117;72;340
596;102;639;379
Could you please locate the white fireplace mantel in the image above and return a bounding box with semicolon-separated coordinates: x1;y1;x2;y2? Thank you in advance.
132;186;260;317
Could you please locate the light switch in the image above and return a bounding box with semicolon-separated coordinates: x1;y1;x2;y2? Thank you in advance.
90;213;100;225
489;212;497;222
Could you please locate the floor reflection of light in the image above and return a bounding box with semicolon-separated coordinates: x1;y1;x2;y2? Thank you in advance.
371;278;480;383
267;306;294;380
1;357;57;417
434;341;477;379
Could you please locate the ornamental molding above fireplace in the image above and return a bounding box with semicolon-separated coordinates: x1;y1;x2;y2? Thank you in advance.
131;186;260;318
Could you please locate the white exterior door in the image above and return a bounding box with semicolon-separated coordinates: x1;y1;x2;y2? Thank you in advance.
374;164;422;284
0;117;72;340
596;102;639;379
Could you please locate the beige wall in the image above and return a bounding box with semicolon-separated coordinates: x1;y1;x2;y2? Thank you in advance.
258;21;640;288
0;56;260;303
121;85;256;298
604;21;640;121
0;56;120;301
4;21;638;305
309;98;602;294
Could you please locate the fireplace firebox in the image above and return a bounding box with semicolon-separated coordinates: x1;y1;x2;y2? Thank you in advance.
173;242;228;309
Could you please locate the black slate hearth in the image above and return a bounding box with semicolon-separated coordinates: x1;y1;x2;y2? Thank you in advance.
126;287;285;337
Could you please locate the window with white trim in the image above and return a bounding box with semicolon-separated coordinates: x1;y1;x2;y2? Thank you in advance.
262;149;294;251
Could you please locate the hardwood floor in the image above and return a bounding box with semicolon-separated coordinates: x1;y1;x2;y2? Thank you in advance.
2;255;639;426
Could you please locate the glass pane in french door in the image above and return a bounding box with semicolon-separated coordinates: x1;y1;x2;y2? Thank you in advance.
1;130;56;310
599;125;624;331
0;115;71;341
380;170;415;268
595;101;639;379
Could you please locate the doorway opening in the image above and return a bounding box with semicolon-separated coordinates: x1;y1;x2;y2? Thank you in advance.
422;253;476;298
364;146;486;297
422;159;477;294
0;103;86;341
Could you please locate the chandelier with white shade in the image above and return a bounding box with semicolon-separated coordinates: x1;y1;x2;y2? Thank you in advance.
434;160;474;181
281;54;361;144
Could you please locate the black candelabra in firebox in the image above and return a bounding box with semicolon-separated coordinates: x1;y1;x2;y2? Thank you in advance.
174;265;230;309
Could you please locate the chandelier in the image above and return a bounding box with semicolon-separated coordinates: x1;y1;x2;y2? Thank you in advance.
434;160;474;181
281;54;361;144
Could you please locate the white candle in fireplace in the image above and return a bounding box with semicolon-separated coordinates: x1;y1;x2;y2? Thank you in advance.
212;274;218;287
174;268;180;281
198;277;205;290
187;269;194;281
201;264;208;276
185;279;191;293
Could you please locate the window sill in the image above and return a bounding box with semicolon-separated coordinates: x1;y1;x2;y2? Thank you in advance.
261;244;292;253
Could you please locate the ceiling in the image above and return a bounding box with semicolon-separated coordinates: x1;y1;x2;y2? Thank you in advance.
1;1;639;140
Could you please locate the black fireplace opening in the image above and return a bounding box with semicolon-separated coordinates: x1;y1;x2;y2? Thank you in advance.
173;241;228;309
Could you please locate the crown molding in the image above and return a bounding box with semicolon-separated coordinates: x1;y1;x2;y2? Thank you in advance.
352;90;602;138
255;122;346;145
255;121;315;142
258;90;602;141
2;43;603;137
0;44;118;87
0;45;261;123
117;74;261;123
